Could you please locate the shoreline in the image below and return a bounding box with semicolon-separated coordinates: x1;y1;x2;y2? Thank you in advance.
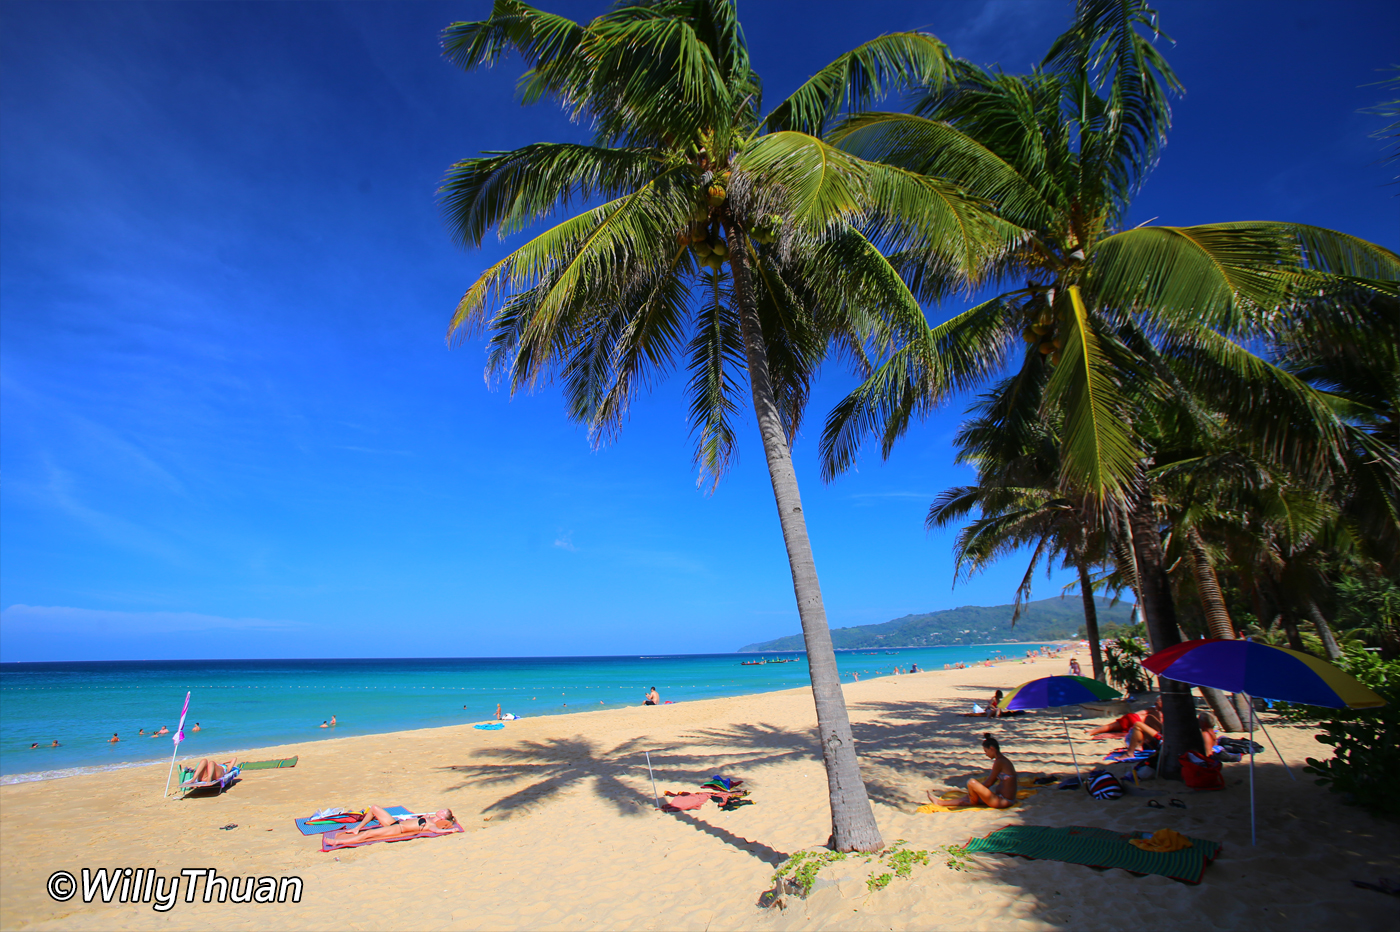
1;645;1060;783
2;653;1394;931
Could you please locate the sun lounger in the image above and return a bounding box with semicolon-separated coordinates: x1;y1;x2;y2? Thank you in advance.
179;764;240;798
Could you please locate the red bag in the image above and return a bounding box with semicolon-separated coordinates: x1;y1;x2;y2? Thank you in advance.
1179;752;1225;791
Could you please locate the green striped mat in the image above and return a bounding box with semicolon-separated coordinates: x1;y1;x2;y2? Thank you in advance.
965;825;1222;885
239;756;298;771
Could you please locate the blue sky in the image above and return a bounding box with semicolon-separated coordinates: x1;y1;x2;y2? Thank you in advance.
2;1;1396;662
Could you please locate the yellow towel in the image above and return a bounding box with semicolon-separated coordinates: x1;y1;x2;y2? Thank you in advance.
916;785;1038;813
1129;829;1193;852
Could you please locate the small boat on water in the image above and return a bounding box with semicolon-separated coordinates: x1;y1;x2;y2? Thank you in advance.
740;660;766;666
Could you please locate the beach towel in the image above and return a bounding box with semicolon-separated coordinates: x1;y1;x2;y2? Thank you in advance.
296;806;412;836
964;824;1222;884
662;793;709;811
474;722;505;730
321;821;464;852
1103;748;1156;763
917;775;1038;813
240;756;298;771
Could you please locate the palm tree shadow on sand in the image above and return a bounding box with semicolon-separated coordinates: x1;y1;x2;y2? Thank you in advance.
438;733;791;865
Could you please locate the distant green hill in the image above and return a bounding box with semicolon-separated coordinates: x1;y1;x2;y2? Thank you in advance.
738;596;1134;652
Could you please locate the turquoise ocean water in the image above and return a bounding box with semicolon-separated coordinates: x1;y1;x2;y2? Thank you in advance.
0;644;1055;781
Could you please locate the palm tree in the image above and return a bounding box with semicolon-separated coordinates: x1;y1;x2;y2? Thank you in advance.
435;0;1011;851
817;0;1400;775
926;371;1112;684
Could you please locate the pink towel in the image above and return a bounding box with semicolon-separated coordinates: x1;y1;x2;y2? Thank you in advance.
663;793;709;811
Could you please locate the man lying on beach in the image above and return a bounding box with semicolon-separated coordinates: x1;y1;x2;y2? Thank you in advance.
932;734;1018;809
185;758;237;784
324;806;458;846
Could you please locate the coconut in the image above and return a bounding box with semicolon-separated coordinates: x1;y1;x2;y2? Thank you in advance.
707;184;727;205
711;241;728;257
691;225;707;242
1038;341;1053;355
676;229;692;246
1052;337;1063;349
692;206;710;222
1032;323;1051;336
693;241;713;258
1050;351;1062;366
1021;327;1037;343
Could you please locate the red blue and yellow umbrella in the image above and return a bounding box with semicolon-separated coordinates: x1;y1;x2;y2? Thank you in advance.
1141;639;1383;709
997;676;1124;789
998;675;1123;711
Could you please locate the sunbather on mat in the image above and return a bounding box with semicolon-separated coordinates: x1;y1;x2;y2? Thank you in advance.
185;758;237;784
932;734;1018;809
325;806;457;845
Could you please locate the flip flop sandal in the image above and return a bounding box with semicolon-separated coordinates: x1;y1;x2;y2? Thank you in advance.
218;823;238;830
1146;799;1164;809
1169;798;1187;809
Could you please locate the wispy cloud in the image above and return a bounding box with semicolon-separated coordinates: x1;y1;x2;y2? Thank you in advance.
553;531;577;552
0;604;304;636
847;491;934;501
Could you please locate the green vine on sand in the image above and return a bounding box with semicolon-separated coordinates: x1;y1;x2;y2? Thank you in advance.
771;849;846;898
940;843;970;871
863;840;931;892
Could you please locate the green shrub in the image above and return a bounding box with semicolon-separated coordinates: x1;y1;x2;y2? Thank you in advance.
1301;647;1400;817
1104;637;1153;695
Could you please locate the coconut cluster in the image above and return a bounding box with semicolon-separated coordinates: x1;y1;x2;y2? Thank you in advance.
676;178;731;271
1021;310;1065;366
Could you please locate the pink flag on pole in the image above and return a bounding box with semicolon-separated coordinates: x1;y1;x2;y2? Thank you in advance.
173;691;190;746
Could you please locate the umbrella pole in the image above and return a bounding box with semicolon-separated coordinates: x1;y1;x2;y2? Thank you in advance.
1063;715;1083;791
1247;693;1256;846
1254;715;1295;781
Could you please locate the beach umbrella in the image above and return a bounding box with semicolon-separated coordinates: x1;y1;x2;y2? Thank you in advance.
998;676;1123;788
1141;638;1386;844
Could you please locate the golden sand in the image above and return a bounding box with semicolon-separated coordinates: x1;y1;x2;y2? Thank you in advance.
2;655;1395;930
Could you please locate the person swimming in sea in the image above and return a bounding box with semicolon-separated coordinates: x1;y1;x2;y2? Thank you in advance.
330;715;337;727
29;743;38;749
319;721;329;728
932;734;1018;809
109;733;120;743
324;806;458;847
50;740;60;747
191;723;201;732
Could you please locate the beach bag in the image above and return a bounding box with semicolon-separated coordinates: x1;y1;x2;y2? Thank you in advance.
1086;769;1124;799
1179;752;1225;791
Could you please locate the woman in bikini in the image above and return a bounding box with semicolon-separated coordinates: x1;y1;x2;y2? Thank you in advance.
185;757;237;784
932;734;1018;809
326;806;458;846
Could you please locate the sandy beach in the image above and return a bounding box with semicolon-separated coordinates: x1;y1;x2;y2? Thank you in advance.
2;654;1396;931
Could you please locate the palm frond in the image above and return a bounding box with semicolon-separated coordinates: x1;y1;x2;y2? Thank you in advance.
439;145;669;246
763;33;953;136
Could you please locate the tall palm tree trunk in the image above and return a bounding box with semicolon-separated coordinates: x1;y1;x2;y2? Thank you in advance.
1305;598;1343;661
1128;485;1202;779
1075;561;1105;683
725;223;883;853
1185;529;1244;732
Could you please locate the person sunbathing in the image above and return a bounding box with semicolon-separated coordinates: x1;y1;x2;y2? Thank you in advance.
1124;699;1165;754
325;806;458;845
932;734;1017;809
185;758;237;784
1198;712;1218;757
